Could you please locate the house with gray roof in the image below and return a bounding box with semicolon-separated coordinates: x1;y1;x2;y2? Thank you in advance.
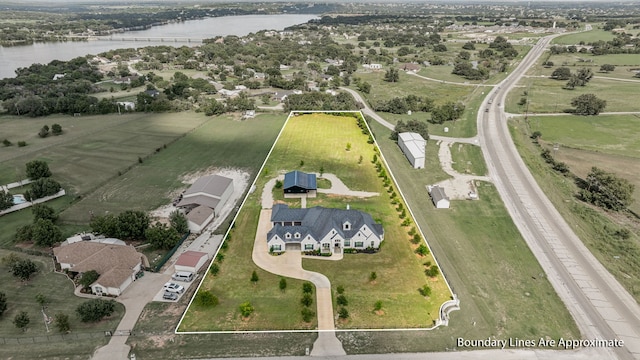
267;204;384;254
177;175;234;233
428;185;450;209
283;171;317;198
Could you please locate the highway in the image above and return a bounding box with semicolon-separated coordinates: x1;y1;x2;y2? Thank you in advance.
479;35;640;359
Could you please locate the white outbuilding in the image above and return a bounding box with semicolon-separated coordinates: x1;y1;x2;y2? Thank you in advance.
398;132;426;169
177;174;234;233
428;185;450;209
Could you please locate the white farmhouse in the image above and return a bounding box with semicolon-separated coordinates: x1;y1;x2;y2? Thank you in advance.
267;204;384;254
398;132;426;169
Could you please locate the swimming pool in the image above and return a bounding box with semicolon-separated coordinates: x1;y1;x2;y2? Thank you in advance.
12;194;26;205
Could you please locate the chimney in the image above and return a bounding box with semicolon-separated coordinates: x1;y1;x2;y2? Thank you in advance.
346;203;350;210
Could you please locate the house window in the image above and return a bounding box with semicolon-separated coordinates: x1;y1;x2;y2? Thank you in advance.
343;222;351;231
344;240;351;247
304;244;314;250
294;232;301;239
371;241;375;247
355;241;364;248
285;233;291;239
322;243;330;249
273;244;282;251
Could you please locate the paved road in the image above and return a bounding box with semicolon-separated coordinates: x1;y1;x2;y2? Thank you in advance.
479;34;640;360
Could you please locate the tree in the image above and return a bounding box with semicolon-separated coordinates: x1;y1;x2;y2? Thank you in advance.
239;301;254;317
51;123;63;135
336;285;345;294
338;307;349;319
336;294;348;306
301;307;315;322
35;293;48;307
115;210;150;240
600;64;615;73
13;311;30;331
25;160;51;180
11;258;38;281
419;284;432;297
392;119;429;141
2;139;12;147
76;299;116;322
54;313;71;332
550;67;572;80
0;190;13;210
169;210;189;234
79;270;100;290
580;167;634;211
32;204;57;222
210;263;220;276
383;68;400;83
425;265;440;277
15;224;33;242
195;290;219;307
462;42;476;50
357;81;371;94
373;300;383;312
204;99;225;116
279;277;287;292
38;125;50;138
571;94;606;115
369;271;377;282
29;178;62;199
32;218;62;247
415;244;429;256
0;292;7;316
302;281;314;294
145;222;180;250
301;293;313;307
250;270;259;284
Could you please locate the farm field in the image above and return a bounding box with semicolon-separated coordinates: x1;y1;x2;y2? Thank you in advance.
509;117;640;301
0;249;124;360
180;112;453;331
59;112;285;224
551;27;617;45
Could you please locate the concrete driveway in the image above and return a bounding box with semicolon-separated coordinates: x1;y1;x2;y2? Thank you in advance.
92;271;171;360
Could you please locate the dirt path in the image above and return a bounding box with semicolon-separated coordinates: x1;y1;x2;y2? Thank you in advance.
434;139;491;200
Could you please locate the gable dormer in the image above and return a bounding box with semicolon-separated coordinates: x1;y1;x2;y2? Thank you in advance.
294;232;301;239
343;221;351;231
285;232;291;239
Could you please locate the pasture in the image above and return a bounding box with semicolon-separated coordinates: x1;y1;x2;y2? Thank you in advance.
552;27;616;45
0;249;124;360
180;112;452;331
510;117;640;301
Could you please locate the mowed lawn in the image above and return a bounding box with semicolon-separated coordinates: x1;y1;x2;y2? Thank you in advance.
60;113;285;224
0;249;124;360
180;112;453;331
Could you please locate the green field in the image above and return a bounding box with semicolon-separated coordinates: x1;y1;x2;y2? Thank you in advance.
0;249;124;360
450;143;488;176
506;76;640;114
58;113;285;224
509;117;640;301
180;112;452;331
552;27;616;45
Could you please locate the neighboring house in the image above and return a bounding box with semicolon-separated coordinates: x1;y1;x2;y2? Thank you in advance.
398;132;426;169
401;63;421;72
61;233;126;246
144;89;160;98
242;110;256;119
113;75;139;85
53;242;149;296
363;63;383;70
267;204;384;254
218;89;241;98
254;72;266;80
117;101;135;111
273;89;302;102
283;170;317;197
177;175;234;233
429;185;450;209
174;250;209;273
52;73;66;81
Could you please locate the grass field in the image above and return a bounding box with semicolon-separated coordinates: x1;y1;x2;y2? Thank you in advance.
524;113;640;213
505;76;640;114
0;249;124;359
59;113;285;224
552;27;616;45
509;117;640;301
180;112;452;331
450;143;488;176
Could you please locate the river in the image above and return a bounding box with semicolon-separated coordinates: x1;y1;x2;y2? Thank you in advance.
0;14;317;79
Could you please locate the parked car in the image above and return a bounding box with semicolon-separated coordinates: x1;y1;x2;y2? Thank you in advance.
172;271;194;282
163;282;184;294
163;291;178;301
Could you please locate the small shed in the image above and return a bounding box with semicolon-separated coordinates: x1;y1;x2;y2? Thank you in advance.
429;185;450;209
175;251;209;273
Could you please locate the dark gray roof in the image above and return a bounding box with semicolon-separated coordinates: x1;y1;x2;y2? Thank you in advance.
283;171;317;190
430;185;449;203
268;204;383;243
184;175;233;198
